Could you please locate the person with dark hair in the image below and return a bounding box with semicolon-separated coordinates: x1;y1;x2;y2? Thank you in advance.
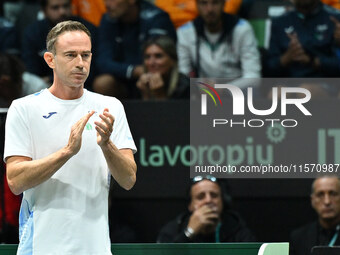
136;36;189;100
177;0;261;84
157;175;255;243
0;54;24;107
0;53;48;107
4;20;137;255
290;176;340;255
93;0;176;99
21;0;97;89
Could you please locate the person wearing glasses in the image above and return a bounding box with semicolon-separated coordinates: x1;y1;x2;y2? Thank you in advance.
157;175;255;243
290;176;340;255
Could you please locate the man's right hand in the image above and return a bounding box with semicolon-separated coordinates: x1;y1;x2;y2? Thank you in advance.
66;111;94;156
187;204;219;236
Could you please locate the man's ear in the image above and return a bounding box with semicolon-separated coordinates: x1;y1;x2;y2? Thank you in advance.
44;52;55;69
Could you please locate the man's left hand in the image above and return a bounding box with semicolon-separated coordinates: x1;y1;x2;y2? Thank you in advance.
95;108;114;146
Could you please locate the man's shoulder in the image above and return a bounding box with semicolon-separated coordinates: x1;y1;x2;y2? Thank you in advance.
139;0;169;20
177;21;194;33
322;3;340;16
160;213;188;233
233;18;253;32
10;89;47;110
86;90;123;107
291;221;317;240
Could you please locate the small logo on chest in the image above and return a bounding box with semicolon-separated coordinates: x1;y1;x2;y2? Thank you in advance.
43;112;57;119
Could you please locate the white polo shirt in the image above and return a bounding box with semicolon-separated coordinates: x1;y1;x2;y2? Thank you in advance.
4;89;137;255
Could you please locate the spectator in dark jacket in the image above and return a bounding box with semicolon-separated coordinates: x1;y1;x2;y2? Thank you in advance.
265;0;340;98
290;176;340;255
93;0;176;99
157;175;255;243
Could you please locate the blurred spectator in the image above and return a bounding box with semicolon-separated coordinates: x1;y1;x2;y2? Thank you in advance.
0;16;20;55
265;0;340;98
155;0;242;28
0;53;23;107
21;0;97;89
177;0;261;87
290;176;340;255
136;36;189;100
93;0;176;99
71;0;106;26
0;53;48;107
157;175;255;243
267;0;340;78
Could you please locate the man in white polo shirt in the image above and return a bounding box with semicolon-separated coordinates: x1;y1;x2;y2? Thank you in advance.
4;20;137;255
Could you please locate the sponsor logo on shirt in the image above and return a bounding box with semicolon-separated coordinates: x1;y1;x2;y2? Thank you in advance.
42;112;57;119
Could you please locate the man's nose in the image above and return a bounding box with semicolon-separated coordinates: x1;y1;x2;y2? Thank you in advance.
76;55;84;68
324;194;331;204
204;194;213;203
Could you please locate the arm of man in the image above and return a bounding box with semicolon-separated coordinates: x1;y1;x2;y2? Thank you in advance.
95;108;137;190
177;24;195;77
238;20;261;78
266;18;289;76
6;111;94;195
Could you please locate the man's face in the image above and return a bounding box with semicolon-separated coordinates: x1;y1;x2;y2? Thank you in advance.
196;0;224;27
52;31;92;88
189;180;223;216
44;0;72;25
311;177;340;223
292;0;319;15
105;0;133;19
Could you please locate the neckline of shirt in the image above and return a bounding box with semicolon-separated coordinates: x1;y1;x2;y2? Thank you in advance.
44;88;88;105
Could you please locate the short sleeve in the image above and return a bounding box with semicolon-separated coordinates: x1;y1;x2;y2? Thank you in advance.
4;100;33;162
111;100;137;154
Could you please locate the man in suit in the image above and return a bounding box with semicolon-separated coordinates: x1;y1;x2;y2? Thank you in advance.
290;176;340;255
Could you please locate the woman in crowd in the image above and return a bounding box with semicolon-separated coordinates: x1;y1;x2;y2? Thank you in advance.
136;36;189;100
